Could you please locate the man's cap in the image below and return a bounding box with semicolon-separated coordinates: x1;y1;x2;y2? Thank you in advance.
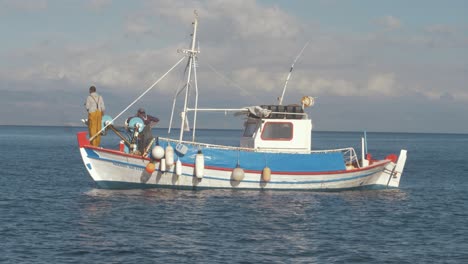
138;108;145;113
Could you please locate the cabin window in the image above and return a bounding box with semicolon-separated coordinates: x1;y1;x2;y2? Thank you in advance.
243;121;258;137
261;122;293;140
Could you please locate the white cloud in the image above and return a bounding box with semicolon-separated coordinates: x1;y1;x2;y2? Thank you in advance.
221;1;300;39
232;67;280;94
134;0;302;41
85;0;112;11
0;41;186;94
367;73;398;96
0;0;47;11
293;77;358;97
1;0;468;109
413;86;468;103
124;16;153;36
425;24;455;35
376;15;402;31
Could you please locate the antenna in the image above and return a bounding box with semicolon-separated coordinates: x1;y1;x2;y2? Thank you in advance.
278;41;309;105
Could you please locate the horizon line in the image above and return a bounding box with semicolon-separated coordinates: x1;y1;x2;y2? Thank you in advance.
0;124;467;135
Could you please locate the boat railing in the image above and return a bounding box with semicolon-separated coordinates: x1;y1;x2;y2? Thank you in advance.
342;147;361;168
158;137;360;166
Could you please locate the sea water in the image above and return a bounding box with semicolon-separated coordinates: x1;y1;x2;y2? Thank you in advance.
1;126;467;263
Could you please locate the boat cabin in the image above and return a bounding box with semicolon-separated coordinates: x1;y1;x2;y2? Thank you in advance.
240;105;312;153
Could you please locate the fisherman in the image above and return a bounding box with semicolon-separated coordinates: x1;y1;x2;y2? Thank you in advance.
135;108;159;153
85;86;106;147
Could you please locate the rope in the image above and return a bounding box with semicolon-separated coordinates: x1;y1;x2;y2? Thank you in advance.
89;56;186;141
204;62;262;105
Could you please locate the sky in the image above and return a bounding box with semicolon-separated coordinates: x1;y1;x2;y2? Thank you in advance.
1;0;467;133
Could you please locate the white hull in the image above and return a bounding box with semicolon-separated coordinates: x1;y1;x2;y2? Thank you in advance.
79;145;403;191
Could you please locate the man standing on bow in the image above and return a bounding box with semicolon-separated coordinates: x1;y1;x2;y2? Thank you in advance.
85;86;105;147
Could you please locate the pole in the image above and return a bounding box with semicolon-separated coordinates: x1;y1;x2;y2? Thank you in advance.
179;12;198;142
278;41;309;105
192;56;199;142
168;83;188;134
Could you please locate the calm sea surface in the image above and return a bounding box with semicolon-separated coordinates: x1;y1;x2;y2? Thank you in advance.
1;126;467;263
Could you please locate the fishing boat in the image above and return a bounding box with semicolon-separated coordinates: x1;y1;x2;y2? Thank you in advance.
77;12;407;190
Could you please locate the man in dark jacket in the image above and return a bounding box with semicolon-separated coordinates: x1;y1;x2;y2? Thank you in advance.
136;108;159;153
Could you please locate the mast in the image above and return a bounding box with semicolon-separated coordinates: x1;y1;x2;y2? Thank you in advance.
192;54;199;142
179;11;199;142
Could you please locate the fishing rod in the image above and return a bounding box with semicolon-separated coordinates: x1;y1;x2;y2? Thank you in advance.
277;41;310;105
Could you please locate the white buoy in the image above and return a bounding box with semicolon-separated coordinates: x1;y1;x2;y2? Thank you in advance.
232;166;245;181
152;145;165;160
165;145;174;168
160;158;166;172
175;159;182;176
262;167;271;182
195;150;204;179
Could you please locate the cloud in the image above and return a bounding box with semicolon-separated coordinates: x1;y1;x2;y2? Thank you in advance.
1;3;465;105
124;16;153;36
293;77;357;97
424;24;455;35
367;73;398;96
85;0;112;11
1;0;306;95
0;37;189;94
420;24;468;48
376;15;402;31
133;0;302;41
2;0;468;131
413;86;468;102
439;92;454;101
0;0;47;11
219;1;300;39
232;67;280;93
